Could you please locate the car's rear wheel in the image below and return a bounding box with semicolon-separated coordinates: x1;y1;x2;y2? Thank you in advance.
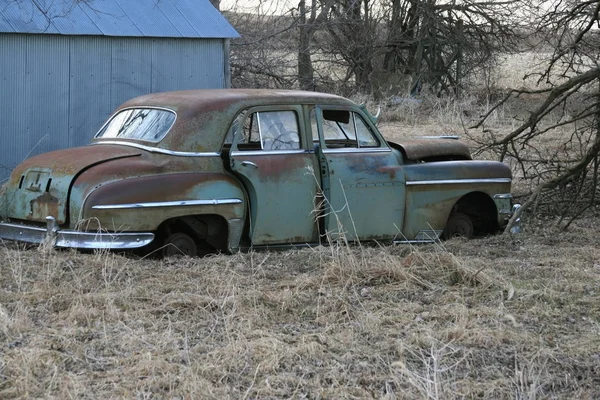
162;232;198;257
443;212;474;239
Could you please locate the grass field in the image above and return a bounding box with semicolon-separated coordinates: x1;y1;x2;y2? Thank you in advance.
1;222;599;398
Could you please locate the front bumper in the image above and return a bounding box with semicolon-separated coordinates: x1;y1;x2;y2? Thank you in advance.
508;204;522;233
0;216;154;249
493;194;522;233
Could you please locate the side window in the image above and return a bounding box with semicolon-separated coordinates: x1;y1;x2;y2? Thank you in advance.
355;114;379;147
311;108;379;149
242;113;261;144
238;110;300;151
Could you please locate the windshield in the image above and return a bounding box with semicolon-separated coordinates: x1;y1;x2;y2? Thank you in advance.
95;108;176;142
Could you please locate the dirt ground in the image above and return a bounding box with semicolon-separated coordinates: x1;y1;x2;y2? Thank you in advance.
1;216;599;398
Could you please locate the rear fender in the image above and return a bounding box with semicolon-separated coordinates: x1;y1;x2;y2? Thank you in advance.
75;172;246;234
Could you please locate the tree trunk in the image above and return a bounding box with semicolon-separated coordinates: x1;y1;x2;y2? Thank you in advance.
298;1;315;91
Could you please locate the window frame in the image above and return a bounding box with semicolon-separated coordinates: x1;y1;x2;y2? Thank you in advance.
94;107;177;143
311;106;385;152
228;106;306;153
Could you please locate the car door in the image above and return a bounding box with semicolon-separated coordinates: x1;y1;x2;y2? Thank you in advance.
311;106;405;241
229;106;320;245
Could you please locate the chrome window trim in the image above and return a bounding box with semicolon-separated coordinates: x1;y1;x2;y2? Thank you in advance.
92;141;220;157
256;111;264;149
406;178;512;186
321;147;392;154
92;198;243;210
94;106;177;143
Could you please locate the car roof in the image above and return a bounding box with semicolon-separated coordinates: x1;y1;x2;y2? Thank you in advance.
119;89;354;113
107;89;358;153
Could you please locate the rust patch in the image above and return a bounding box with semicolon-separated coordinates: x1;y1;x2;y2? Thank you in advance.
29;192;59;221
84;172;241;207
404;161;512;181
16;145;141;175
235;153;309;181
343;153;389;173
377;165;403;180
392;139;471;160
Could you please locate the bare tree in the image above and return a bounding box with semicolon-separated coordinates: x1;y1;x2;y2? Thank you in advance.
225;1;299;88
378;0;527;96
297;0;337;90
225;0;529;96
474;0;600;231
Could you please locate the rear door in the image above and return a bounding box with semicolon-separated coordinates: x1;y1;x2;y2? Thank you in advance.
311;106;405;241
229;106;320;245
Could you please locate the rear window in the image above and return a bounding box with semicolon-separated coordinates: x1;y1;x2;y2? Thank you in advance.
95;108;176;142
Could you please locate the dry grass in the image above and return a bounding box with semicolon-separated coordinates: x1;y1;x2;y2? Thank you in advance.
1;225;599;399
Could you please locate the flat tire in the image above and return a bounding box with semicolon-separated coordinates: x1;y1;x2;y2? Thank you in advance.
163;232;198;257
443;212;474;239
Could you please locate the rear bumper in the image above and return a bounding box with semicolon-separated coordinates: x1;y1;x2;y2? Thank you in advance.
0;216;154;249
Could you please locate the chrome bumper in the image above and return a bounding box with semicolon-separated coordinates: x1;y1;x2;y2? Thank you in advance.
508;204;522;234
0;217;154;249
494;194;522;233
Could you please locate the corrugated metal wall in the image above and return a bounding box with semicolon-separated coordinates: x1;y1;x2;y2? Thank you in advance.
0;34;227;181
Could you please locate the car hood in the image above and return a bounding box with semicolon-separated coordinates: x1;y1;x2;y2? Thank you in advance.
391;138;471;161
0;145;141;225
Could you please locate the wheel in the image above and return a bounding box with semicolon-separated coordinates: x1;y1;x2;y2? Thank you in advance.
443;212;474;239
162;232;198;257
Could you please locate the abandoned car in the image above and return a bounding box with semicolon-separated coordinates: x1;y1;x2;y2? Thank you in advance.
0;89;519;256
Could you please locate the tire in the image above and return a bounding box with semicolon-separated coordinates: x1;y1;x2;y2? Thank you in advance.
162;232;198;257
443;212;474;239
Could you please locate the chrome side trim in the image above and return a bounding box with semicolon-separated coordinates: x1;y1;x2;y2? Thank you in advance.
406;178;511;186
419;135;460;140
92;141;220;157
0;221;154;249
493;193;513;199
393;229;442;244
92;198;243;210
393;239;437;244
322;147;392;154
231;149;306;156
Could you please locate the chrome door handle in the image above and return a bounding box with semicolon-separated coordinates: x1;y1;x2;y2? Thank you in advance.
241;160;258;168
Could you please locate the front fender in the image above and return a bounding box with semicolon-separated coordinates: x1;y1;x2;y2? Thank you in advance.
401;161;513;238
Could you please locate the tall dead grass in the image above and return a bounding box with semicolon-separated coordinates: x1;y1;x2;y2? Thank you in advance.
1;225;599;398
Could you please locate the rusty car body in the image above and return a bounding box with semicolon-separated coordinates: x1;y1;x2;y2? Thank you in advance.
0;89;520;256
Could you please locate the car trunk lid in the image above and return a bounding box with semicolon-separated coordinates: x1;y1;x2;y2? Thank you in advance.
1;145;141;225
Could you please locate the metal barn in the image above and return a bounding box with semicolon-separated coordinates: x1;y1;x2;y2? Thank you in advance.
0;0;239;181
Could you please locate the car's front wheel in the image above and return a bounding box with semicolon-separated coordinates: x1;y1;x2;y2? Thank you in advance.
443;212;474;239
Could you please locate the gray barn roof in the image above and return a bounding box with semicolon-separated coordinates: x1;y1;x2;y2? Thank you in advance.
0;0;239;38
